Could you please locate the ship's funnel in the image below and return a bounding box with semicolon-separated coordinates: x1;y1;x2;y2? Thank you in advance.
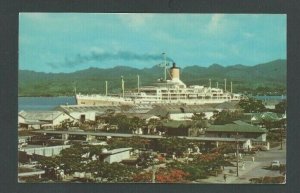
170;62;180;80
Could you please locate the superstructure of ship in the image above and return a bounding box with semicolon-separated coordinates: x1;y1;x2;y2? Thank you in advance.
75;55;245;106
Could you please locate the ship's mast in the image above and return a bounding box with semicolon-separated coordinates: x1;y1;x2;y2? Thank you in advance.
224;78;227;92
157;53;170;81
163;53;167;80
105;81;108;96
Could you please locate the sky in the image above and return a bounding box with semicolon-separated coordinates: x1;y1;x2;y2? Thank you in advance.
19;13;286;73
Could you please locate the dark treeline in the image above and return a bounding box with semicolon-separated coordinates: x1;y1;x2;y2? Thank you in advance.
19;59;286;96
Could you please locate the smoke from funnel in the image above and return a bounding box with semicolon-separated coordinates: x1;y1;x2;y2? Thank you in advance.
47;51;174;68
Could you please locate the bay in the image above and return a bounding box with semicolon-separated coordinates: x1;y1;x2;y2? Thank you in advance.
253;95;286;101
18;96;76;111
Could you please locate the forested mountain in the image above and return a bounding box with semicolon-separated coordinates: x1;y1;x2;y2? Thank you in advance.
19;59;286;96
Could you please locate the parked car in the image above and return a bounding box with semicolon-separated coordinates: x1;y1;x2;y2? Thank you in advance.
271;160;281;168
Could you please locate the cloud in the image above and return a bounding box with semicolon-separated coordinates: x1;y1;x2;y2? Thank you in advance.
118;13;154;29
207;14;225;33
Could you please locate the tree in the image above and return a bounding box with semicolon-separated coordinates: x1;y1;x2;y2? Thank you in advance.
238;98;266;113
129;116;145;134
167;161;208;180
133;168;189;183
155;137;190;156
105;114;131;132
147;118;162;134
274;100;287;114
85;161;139;182
213;110;242;125
191;112;206;121
107;136;150;150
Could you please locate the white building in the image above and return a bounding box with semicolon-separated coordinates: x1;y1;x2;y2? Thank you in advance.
101;148;132;164
19;145;71;157
18;110;75;129
57;105;123;122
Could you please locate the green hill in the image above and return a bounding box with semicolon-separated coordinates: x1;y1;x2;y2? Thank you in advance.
18;59;286;96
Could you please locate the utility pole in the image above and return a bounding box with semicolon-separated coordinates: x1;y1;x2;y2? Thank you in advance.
224;79;227;92
280;128;283;150
73;81;77;95
236;132;239;177
121;76;125;98
105;81;108;96
152;165;156;183
231;81;233;93
137;75;140;93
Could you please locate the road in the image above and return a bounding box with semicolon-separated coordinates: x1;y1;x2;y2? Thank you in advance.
231;141;286;183
198;141;286;184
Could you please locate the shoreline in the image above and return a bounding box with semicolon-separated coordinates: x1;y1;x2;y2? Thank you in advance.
18;95;286;98
18;95;75;98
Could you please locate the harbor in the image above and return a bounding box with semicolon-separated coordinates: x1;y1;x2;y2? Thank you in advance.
17;13;287;184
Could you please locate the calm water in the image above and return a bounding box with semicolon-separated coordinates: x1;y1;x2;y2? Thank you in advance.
253;95;286;101
18;96;76;111
18;95;286;112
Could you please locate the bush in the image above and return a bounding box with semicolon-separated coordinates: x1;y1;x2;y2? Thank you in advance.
250;176;285;184
132;168;189;183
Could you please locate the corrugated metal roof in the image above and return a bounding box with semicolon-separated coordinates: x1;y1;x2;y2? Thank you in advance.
126;114;160;120
18;110;63;121
57;105;152;114
250;112;282;122
102;148;132;155
57;105;122;113
207;121;267;133
148;102;240;116
162;120;193;128
214;101;241;110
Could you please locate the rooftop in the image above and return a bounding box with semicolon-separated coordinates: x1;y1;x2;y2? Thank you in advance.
147;102;241;117
162;120;193;128
19;110;63;121
57;104;152;114
207;121;267;133
101;148;132;155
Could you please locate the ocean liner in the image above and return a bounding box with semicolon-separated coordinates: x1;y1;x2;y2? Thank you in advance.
75;60;244;106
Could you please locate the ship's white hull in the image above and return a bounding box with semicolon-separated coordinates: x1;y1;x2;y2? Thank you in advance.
76;94;237;106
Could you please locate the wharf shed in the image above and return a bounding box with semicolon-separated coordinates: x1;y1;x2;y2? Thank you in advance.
56;104;153;122
18;110;74;129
